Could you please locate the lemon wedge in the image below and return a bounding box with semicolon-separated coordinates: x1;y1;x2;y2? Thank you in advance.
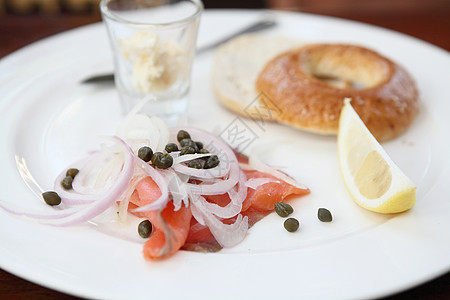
338;98;416;213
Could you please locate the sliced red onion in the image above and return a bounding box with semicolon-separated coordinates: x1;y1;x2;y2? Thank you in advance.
228;169;247;205
170;127;241;195
117;169;147;221
247;155;308;190
90;153;125;190
43;137;134;226
130;158;169;212
169;151;231;179
0;200;79;220
151;116;170;152
189;193;205;226
117;114;155;151
191;199;248;248
171;153;211;165
116;97;170;153
2;137;134;226
53;154;105;205
184;162;240;196
192;192;242;219
245;177;279;190
69;153;121;195
164;169;189;211
172;163;230;179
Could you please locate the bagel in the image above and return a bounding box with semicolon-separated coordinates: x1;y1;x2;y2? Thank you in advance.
256;44;419;141
212;33;304;119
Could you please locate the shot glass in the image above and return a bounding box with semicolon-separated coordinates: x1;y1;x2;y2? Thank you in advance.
100;0;203;122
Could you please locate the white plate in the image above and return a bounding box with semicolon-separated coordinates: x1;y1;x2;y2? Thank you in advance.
1;9;450;300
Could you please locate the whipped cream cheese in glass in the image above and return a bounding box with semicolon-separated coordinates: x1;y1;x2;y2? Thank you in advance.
100;0;203;123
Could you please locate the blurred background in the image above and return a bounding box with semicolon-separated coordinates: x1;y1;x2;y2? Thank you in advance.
0;0;449;58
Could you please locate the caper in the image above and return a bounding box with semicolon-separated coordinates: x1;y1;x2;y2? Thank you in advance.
165;143;179;153
138;220;153;238
195;141;203;150
180;146;196;156
138;146;153;162
61;176;74;190
151;152;163;165
180;139;199;152
199;148;209;154
318;208;333;222
204;155;220;169
284;217;299;232
198;148;210;160
154;153;173;169
66;168;79;178
177;130;191;142
274;202;294;217
188;160;203;169
42;191;61;206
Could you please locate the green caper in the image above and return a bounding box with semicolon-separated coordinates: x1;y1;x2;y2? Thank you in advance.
180;139;199;152
284;218;299;232
66;168;79;178
165;143;179;153
195;141;203;150
318;208;333;222
138;146;153;162
204;155;220;169
42;191;61;206
274;202;294;217
180;146;196;156
177;130;191;142
138;220;153;238
188;160;203;169
198;148;210;160
151;152;163;165
154;153;173;169
61;176;74;190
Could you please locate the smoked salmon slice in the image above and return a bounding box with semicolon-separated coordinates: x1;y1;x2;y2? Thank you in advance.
242;170;310;211
129;177;192;259
128;166;309;258
182;170;310;252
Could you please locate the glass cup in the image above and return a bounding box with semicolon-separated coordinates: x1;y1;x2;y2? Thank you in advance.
100;0;203;123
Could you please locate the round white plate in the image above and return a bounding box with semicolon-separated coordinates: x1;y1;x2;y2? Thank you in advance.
0;10;449;300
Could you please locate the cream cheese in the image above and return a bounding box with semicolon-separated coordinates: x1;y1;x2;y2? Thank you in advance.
120;31;183;93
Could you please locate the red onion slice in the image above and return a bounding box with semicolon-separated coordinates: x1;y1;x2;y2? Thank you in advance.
245;177;279;190
191;199;248;248
164;169;189;211
247;155;308;190
227;169;248;205
0;200;79;220
195;193;242;219
1;137;134;226
170;127;241;195
151;116;170;152
169;151;231;179
189;193;205;225
171;152;211;165
43;137;134;226
117;168;147;221
130;158;169;212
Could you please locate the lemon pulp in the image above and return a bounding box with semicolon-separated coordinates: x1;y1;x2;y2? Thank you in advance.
338;98;416;213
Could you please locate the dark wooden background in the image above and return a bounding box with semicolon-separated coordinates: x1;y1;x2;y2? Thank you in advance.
0;0;449;299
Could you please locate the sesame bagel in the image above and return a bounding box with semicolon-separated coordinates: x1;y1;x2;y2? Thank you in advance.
256;44;419;141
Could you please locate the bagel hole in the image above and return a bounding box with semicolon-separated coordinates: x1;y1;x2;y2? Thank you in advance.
300;46;390;90
313;74;366;90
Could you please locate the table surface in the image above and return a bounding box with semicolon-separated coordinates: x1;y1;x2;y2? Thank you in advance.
0;9;449;300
